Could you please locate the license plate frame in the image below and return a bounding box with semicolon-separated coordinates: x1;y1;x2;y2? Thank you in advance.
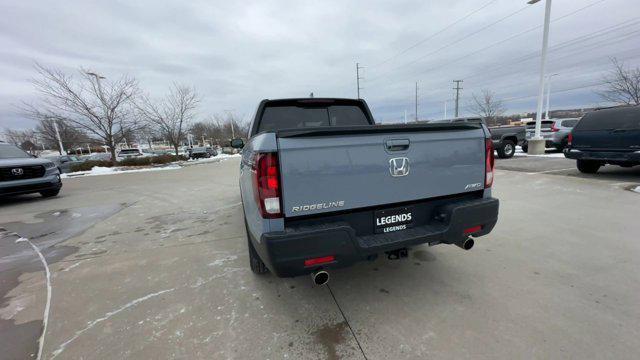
374;206;414;234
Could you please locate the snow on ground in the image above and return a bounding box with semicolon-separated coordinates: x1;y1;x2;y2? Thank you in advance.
61;165;181;178
514;147;566;158
633;186;640;194
61;154;241;179
185;153;240;163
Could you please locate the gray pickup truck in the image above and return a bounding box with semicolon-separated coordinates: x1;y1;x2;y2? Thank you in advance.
232;98;499;284
488;125;525;158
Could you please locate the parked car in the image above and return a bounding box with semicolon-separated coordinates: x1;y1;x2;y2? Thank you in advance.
44;155;83;173
88;153;113;161
523;118;579;151
0;142;62;198
564;106;640;173
234;98;499;284
189;147;214;159
117;148;144;160
488;125;525;159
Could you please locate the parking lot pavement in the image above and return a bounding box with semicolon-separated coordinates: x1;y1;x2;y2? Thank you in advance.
1;157;639;359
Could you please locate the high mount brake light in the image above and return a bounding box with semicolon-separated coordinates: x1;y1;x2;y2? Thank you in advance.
253;152;282;218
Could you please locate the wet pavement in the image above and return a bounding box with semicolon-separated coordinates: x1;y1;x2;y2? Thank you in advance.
1;157;639;359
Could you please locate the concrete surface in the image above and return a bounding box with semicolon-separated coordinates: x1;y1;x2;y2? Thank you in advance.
1;157;639;359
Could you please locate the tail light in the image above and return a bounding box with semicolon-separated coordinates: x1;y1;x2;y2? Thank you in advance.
567;132;573;146
485;138;494;188
252;152;282;218
551;123;559;132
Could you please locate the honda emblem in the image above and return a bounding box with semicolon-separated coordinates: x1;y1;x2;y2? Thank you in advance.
389;157;410;177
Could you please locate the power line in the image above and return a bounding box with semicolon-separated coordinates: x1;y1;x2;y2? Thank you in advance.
368;0;610;86
368;4;534;82
464;25;640;86
372;0;500;68
414;0;612;81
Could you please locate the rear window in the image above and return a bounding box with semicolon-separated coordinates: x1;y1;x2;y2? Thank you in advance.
119;149;140;154
575;107;640;131
560;119;578;127
258;103;370;133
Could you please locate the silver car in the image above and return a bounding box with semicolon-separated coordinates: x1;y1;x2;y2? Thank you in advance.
524;118;579;151
0;142;62;198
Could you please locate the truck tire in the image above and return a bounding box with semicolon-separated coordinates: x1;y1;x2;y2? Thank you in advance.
577;160;601;174
497;140;515;159
245;219;269;275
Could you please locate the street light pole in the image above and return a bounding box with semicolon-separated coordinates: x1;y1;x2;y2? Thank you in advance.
528;0;552;155
544;73;558;119
53;119;65;155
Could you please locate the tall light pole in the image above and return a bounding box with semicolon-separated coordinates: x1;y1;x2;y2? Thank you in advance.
53;119;65;155
544;73;558;119
528;0;552;155
224;109;236;139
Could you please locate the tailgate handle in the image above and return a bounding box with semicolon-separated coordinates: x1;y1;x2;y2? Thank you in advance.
385;139;410;151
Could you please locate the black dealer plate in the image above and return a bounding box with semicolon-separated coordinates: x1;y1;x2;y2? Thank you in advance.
374;206;414;234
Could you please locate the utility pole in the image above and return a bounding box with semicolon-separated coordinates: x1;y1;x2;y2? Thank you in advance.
415;82;418;121
444;101;448;119
404;110;407;124
356;63;364;99
453;80;463;118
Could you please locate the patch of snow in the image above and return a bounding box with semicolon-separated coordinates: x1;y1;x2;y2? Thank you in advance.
61;165;181;179
208;255;238;267
633;186;640;194
514;149;566;158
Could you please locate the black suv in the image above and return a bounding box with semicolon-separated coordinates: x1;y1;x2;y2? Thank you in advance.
565;106;640;173
0;142;62;198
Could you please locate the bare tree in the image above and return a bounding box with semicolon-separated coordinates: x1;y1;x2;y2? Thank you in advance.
2;128;40;153
469;89;505;126
23;63;139;163
35;118;90;154
136;84;199;156
598;58;640;106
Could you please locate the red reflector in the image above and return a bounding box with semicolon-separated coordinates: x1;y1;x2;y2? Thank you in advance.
464;225;482;235
304;255;335;267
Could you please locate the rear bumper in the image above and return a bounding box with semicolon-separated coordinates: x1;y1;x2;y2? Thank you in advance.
0;175;62;196
258;197;499;277
564;149;640;163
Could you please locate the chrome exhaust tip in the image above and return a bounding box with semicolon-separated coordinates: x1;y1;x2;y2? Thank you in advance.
455;237;474;250
311;270;330;286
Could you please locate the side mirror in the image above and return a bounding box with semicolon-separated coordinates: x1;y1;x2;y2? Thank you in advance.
230;138;244;149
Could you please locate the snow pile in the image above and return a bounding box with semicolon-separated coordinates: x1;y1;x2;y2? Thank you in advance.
186;153;241;163
61;153;240;178
62;165;180;178
633;186;640;194
514;148;566;158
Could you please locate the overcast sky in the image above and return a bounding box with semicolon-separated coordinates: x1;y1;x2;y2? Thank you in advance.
1;0;639;130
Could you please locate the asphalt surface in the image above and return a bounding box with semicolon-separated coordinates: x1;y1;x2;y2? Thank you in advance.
1;156;639;359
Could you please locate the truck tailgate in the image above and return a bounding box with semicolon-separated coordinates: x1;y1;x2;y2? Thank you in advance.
277;126;486;217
